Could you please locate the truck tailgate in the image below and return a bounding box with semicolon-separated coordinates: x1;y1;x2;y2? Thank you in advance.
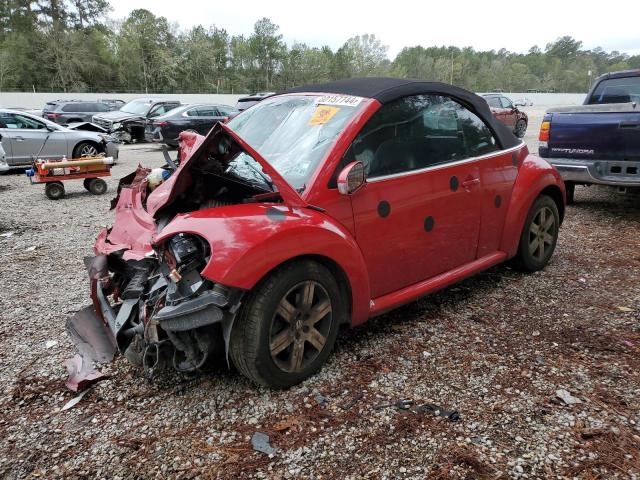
547;110;640;161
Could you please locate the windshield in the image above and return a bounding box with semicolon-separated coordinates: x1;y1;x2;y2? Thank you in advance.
588;77;640;104
120;100;152;115
226;94;366;190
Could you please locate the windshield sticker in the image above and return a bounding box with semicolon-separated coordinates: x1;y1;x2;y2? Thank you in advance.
314;95;363;107
309;105;340;126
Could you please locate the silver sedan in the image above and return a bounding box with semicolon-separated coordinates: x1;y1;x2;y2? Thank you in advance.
0;109;119;170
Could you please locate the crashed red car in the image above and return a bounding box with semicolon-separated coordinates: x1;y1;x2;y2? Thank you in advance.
67;78;565;390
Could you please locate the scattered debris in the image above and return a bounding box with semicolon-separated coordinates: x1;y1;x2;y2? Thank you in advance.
0;231;14;238
25;246;36;252
416;403;460;421
44;340;58;349
341;392;364;410
59;388;90;412
314;393;328;407
617;306;633;312
375;399;414;410
556;389;583;405
273;417;302;432
251;432;277;456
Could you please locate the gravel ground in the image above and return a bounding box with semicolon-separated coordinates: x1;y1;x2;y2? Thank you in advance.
0;125;639;479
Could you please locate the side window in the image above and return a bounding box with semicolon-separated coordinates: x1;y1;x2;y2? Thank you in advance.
500;97;513;109
0;113;15;128
342;94;499;179
186;108;200;117
486;97;502;108
95;103;111;112
196;107;217;117
8;114;46;129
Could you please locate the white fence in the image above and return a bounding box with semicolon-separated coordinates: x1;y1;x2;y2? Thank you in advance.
0;92;246;110
0;91;588;110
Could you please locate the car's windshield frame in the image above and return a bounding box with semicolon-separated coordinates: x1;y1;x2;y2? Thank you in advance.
226;93;368;192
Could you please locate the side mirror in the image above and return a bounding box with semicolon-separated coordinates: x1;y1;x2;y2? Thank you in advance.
46;125;56;132
337;161;365;195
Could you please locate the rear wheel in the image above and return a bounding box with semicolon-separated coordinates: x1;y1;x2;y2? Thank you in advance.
88;178;107;195
513;195;560;272
514;119;527;138
230;260;343;388
45;181;65;200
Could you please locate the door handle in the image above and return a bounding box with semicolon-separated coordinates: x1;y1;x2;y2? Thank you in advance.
14;136;24;141
619;121;640;129
462;178;480;189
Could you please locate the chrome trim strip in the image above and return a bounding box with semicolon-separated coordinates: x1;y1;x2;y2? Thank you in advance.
367;141;525;183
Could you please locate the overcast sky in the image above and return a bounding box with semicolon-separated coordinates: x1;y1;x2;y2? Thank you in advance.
109;0;640;57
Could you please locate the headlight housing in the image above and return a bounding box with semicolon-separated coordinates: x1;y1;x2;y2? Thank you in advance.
111;122;122;130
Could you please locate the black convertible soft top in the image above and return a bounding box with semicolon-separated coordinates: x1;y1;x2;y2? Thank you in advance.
284;77;521;149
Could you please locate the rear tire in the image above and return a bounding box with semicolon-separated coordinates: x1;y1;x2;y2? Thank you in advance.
45;181;65;200
83;178;91;191
230;260;343;388
513;195;560;272
88;178;107;195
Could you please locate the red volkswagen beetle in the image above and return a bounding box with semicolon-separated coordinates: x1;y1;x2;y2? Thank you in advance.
67;78;565;390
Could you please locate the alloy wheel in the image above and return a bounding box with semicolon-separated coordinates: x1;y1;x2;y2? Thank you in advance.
269;280;332;373
528;206;556;261
80;144;99;157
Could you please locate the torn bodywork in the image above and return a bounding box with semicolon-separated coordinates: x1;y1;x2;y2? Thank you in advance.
66;124;299;390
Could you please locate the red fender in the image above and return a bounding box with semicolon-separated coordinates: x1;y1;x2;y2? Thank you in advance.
500;154;566;257
154;203;372;326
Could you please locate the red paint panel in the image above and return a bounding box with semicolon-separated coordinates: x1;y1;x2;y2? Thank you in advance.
349;162;483;298
153;203;372;326
476;145;523;257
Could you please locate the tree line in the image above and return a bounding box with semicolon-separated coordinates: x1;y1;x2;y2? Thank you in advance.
1;1;639;94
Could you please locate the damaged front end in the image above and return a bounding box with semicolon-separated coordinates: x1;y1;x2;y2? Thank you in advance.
66;124;303;390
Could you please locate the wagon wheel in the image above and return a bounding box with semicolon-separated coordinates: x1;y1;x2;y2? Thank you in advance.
88;178;107;195
45;181;65;200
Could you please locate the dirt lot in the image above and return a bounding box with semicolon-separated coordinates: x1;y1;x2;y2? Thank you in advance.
0;121;639;479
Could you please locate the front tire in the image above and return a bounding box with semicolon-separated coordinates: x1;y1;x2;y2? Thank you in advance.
230;260;343;388
513;195;560;272
73;141;100;158
514;119;527;138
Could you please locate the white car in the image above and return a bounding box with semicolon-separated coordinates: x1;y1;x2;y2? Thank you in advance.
0;109;119;170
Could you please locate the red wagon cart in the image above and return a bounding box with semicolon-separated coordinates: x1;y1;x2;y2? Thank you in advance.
26;156;114;200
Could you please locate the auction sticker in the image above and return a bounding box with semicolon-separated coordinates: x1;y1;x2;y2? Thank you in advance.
309;105;340;126
314;95;363;107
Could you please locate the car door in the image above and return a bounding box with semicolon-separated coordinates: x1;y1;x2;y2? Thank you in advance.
0;113;68;165
485;96;504;124
500;96;517;128
345;94;491;298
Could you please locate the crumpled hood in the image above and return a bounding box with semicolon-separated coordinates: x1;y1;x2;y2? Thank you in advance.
146;123;306;217
94;110;144;122
95;123;307;260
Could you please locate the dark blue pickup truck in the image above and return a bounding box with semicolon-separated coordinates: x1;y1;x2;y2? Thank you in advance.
538;69;640;203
